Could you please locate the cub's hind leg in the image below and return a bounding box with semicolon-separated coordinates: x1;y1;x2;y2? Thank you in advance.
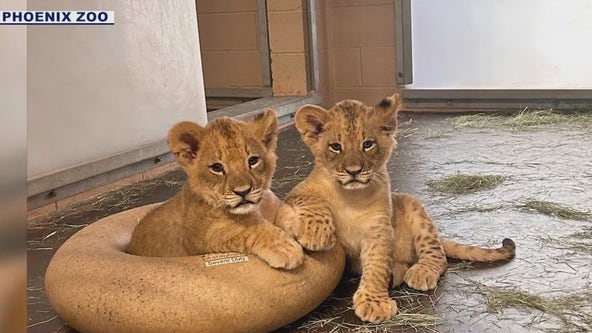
393;193;447;291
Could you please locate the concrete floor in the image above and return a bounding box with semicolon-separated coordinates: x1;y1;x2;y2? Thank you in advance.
27;113;592;332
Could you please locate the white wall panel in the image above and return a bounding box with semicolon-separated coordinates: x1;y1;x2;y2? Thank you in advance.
0;0;26;182
409;0;592;89
27;0;206;179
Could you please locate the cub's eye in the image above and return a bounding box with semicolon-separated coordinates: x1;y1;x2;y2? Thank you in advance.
362;140;376;151
248;156;260;167
209;163;224;174
328;142;342;153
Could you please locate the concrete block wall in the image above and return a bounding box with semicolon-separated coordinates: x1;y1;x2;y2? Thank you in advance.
267;0;309;96
197;0;400;103
325;0;399;105
196;0;265;88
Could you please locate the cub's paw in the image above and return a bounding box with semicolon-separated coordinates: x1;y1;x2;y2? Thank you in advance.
296;217;336;251
403;264;441;291
258;237;304;270
353;291;397;323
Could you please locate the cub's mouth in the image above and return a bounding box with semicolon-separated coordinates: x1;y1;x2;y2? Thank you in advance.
337;168;372;190
228;198;261;215
342;179;370;190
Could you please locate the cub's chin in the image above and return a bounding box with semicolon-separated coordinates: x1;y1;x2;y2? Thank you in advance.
342;181;370;191
228;202;259;215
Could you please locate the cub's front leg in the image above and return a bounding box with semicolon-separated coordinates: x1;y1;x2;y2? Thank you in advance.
353;227;398;323
283;194;336;251
207;219;304;270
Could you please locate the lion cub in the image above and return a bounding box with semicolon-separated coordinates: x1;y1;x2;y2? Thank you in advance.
127;110;304;270
278;95;515;323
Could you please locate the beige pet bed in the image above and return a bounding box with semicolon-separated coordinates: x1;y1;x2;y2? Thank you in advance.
45;203;345;333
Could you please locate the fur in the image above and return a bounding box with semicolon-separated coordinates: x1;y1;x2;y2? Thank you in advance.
127;110;304;270
278;95;515;323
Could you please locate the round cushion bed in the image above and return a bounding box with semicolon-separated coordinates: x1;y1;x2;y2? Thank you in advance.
45;203;346;333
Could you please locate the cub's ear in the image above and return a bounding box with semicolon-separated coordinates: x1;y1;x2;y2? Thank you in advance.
375;93;402;135
168;121;204;167
294;104;330;141
252;109;278;150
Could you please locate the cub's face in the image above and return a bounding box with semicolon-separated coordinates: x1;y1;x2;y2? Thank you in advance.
168;110;278;214
295;95;400;190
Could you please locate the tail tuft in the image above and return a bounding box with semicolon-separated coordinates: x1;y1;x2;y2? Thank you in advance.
501;238;516;259
502;238;516;251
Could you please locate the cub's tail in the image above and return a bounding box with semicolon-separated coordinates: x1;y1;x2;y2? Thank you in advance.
441;238;516;262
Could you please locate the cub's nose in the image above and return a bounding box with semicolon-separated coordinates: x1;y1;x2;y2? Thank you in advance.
232;185;252;198
345;166;362;176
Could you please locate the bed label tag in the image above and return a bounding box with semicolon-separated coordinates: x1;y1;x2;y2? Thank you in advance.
203;253;249;267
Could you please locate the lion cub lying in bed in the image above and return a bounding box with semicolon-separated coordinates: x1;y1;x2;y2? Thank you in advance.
127;110;304;270
276;95;515;323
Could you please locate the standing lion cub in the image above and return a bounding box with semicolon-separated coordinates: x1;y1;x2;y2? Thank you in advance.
127;110;304;270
